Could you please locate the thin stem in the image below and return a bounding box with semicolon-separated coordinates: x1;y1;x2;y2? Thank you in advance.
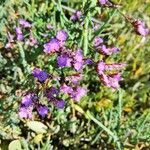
83;14;89;56
71;100;75;118
118;89;122;121
86;110;121;149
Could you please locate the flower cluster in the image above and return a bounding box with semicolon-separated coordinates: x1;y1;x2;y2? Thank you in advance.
6;3;148;119
5;19;37;49
19;93;49;118
93;36;126;90
133;20;149;36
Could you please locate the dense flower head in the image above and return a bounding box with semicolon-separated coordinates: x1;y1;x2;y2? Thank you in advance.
15;27;24;41
100;73;122;90
44;38;60;54
19;19;32;28
45;87;59;100
57;54;72;68
71;87;87;102
97;61;126;75
65;74;82;84
55;99;65;109
32;68;48;83
56;30;68;41
93;37;103;47
97;45;120;55
73;49;84;71
97;61;105;75
19;106;32;119
21;93;33;107
133;20;149;36
37;105;49;117
60;84;74;95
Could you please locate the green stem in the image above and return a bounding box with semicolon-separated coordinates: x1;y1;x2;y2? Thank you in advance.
83;18;89;56
86;110;121;149
118;89;122;121
17;42;31;74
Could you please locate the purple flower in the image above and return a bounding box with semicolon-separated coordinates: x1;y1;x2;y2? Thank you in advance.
133;20;149;36
70;11;82;21
105;63;126;71
19;19;32;28
55;99;65;109
97;45;120;55
15;27;24;41
99;0;108;5
97;61;125;75
60;84;74;95
19;107;32;119
44;38;60;54
16;27;22;34
73;49;84;71
26;32;38;46
97;61;105;75
5;43;14;49
71;87;87;102
32;68;48;83
84;59;94;65
57;54;72;68
93;37;103;47
37;105;49;117
56;30;68;41
65;74;82;84
100;73;122;90
21;94;33;107
45;87;59;100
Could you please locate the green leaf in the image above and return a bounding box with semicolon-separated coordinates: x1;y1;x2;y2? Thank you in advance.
27;121;48;134
8;140;22;150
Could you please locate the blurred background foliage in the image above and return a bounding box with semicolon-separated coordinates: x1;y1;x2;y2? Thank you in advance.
0;0;150;149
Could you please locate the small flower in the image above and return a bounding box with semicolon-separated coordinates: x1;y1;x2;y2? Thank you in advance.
21;93;33;107
57;54;72;68
97;61;105;75
37;105;49;117
26;32;38;46
93;37;103;47
19;107;32;119
65;74;82;84
43;38;60;54
32;68;48;83
97;45;120;55
56;30;68;41
15;27;24;41
84;58;94;65
45;87;59;100
70;11;82;21
16;27;22;35
97;61;125;75
60;84;74;95
105;63;126;71
19;19;32;28
133;20;149;36
98;0;108;5
73;49;84;71
71;87;87;102
100;73;122;89
55;99;65;109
